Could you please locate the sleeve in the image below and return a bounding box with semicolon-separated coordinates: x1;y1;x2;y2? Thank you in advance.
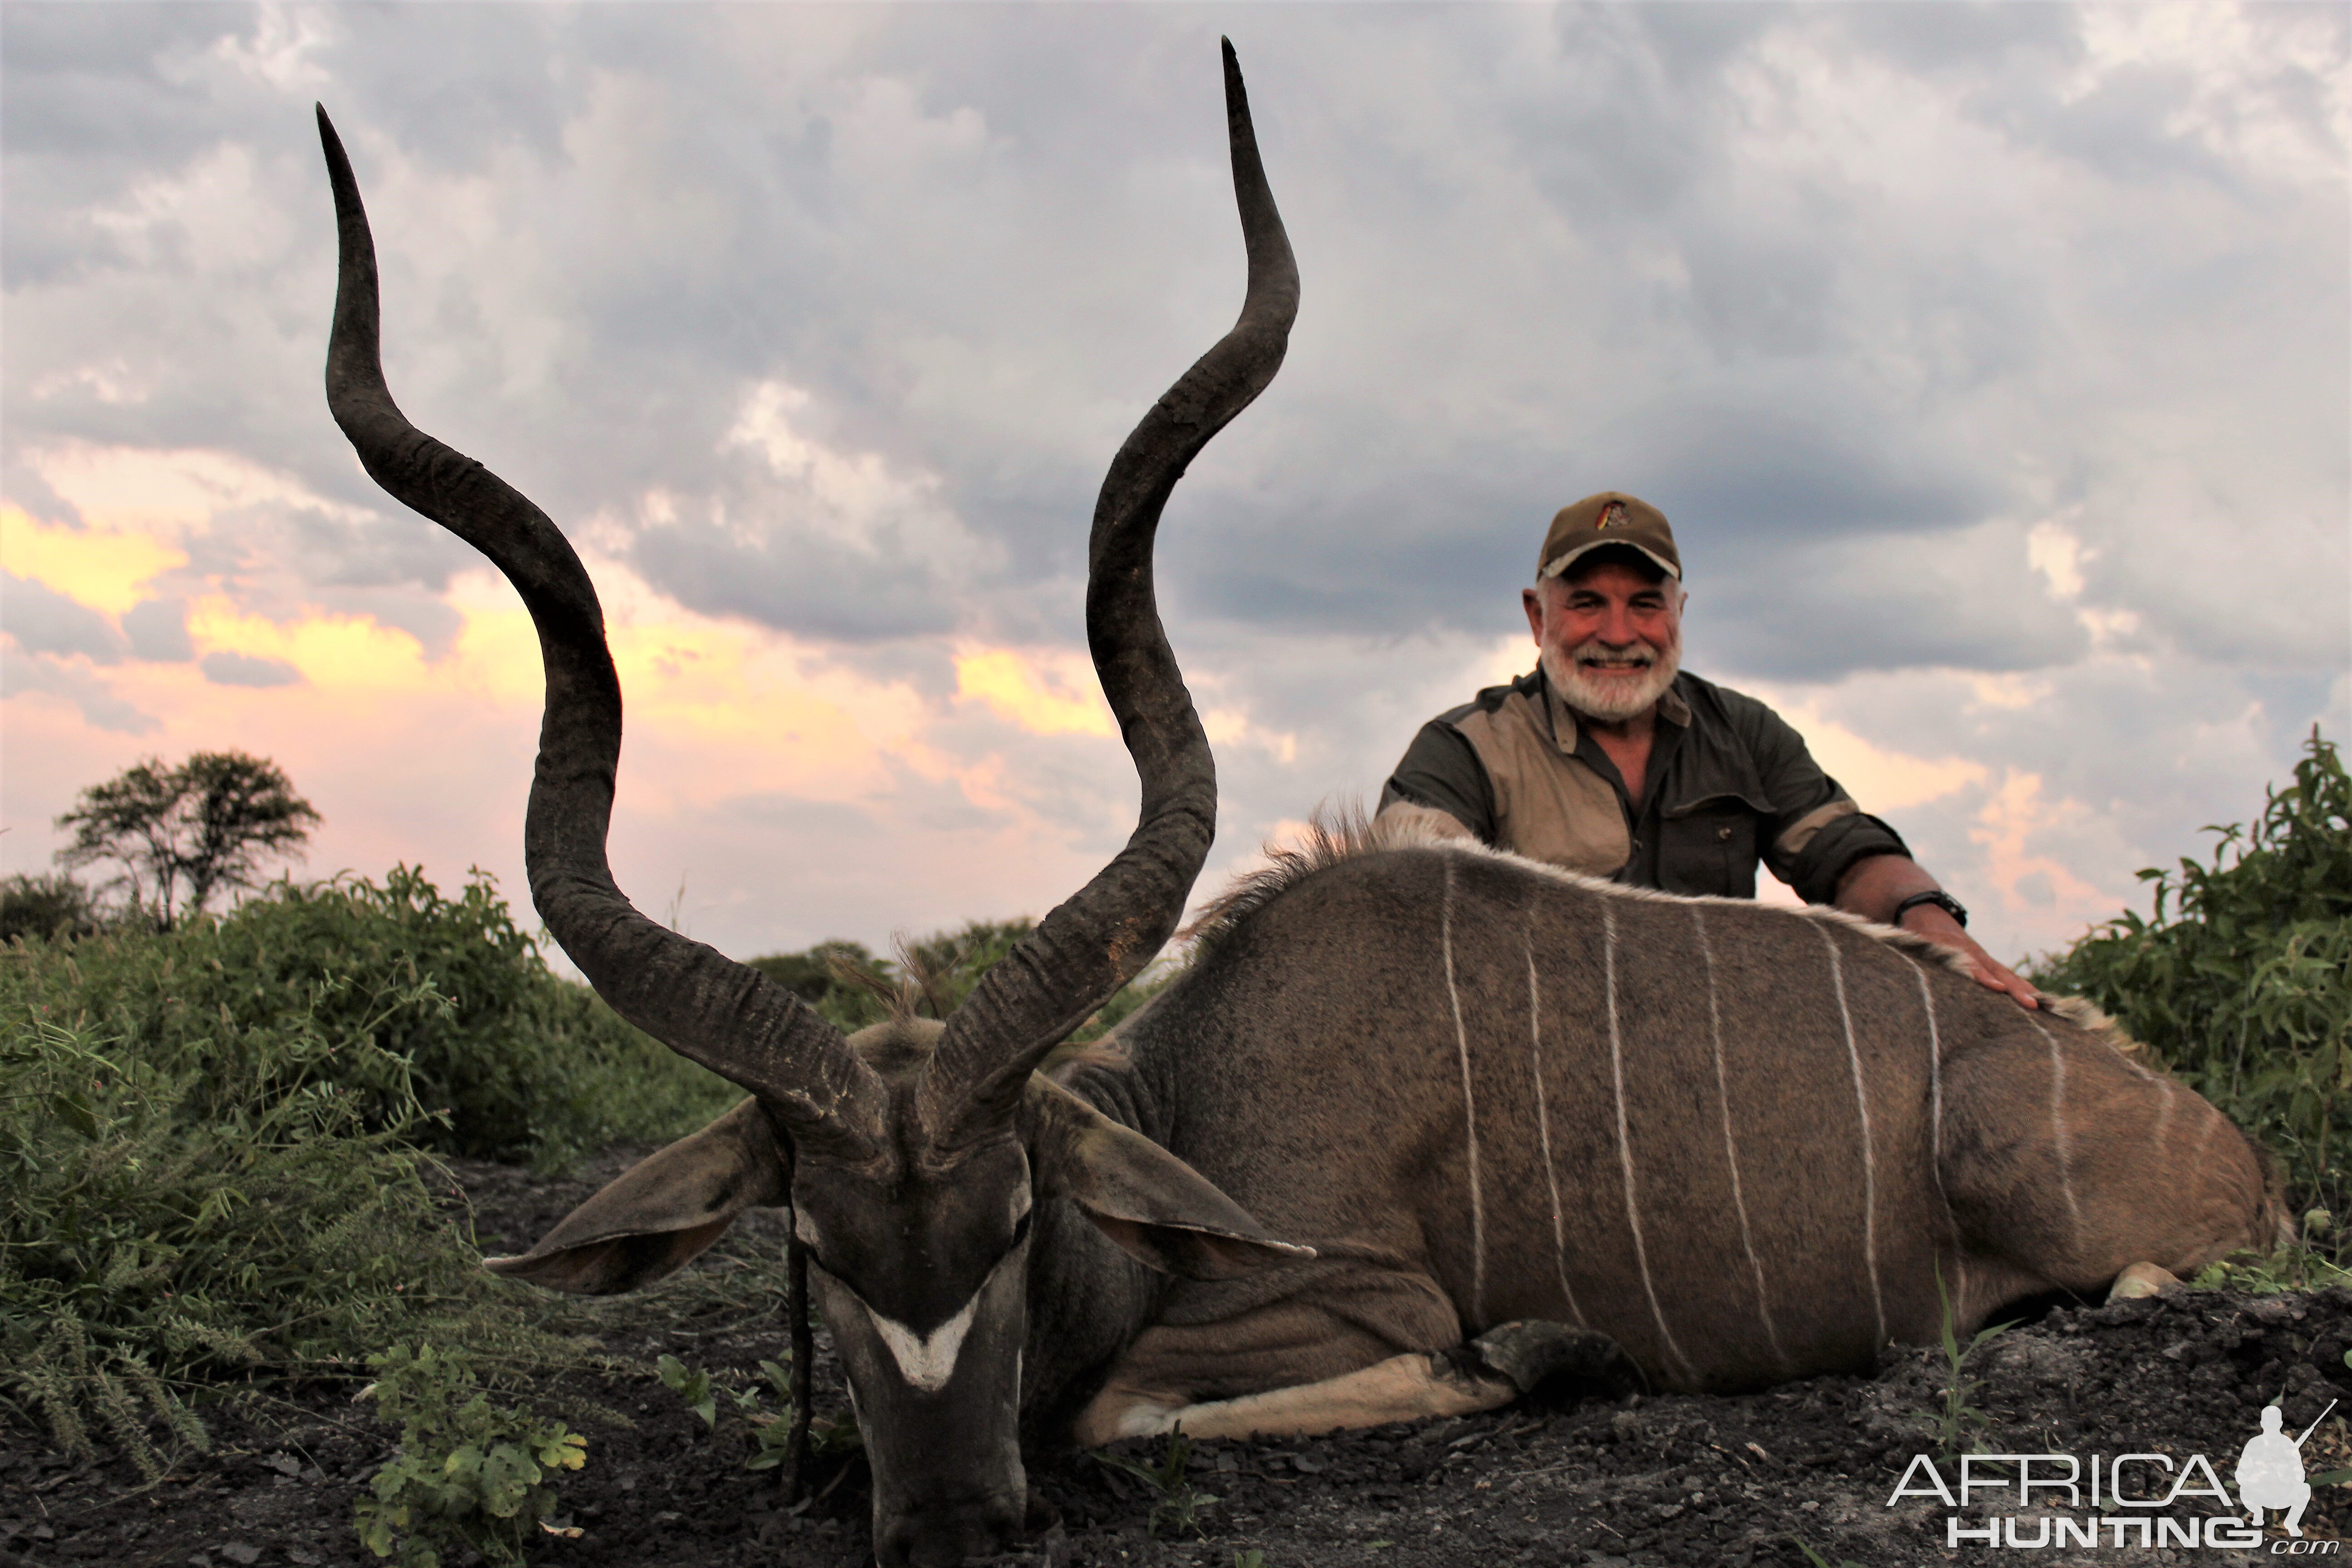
1378;719;1498;846
1741;702;1910;905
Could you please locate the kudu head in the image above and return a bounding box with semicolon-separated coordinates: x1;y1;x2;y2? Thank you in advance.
318;41;1303;1568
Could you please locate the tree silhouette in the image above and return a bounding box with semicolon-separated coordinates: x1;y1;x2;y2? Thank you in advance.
55;751;322;928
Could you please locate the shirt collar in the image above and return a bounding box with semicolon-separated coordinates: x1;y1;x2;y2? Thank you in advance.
1536;666;1690;754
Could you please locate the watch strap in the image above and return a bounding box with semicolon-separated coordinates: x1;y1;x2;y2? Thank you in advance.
1892;889;1968;929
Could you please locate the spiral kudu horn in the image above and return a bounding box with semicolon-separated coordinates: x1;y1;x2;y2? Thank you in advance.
316;106;885;1159
916;40;1299;1145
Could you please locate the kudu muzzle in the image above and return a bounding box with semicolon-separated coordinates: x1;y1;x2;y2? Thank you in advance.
813;1235;1034;1567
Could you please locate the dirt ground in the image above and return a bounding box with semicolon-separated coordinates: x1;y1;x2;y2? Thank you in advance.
9;1144;2352;1568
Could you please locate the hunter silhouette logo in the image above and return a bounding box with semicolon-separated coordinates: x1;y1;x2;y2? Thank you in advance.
2240;1400;2336;1537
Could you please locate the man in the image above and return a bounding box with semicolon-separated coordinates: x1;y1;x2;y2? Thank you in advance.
1377;491;2040;1009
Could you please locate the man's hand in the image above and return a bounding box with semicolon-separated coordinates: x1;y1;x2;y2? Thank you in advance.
1832;853;2044;1010
1897;902;2045;1009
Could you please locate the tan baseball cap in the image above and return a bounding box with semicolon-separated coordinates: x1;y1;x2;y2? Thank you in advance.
1536;492;1681;582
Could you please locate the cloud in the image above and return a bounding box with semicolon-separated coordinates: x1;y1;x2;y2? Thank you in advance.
120;595;194;661
2;569;127;662
0;644;158;734
2;501;185;613
954;647;1112;738
199;648;299;687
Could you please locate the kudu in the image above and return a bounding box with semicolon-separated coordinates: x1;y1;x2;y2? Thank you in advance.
318;45;2282;1568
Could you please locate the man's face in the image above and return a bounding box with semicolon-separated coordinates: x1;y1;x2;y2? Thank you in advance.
1522;558;1683;722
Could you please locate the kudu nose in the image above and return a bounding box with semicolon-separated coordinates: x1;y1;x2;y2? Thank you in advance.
875;1495;1025;1568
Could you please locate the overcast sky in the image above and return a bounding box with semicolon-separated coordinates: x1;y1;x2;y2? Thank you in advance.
4;2;2345;970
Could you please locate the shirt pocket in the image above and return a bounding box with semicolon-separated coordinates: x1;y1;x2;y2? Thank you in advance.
1658;793;1765;898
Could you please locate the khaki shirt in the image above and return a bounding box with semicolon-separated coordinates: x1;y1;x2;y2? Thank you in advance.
1377;668;1906;904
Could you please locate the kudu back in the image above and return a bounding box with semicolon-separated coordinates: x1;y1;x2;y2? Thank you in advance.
317;47;2281;1568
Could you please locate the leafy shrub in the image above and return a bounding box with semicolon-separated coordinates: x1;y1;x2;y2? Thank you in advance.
749;916;1170;1042
746;939;896;1033
7;866;736;1170
2033;728;2352;1246
0;872;106;943
0;1008;551;1473
0;866;735;1464
354;1343;586;1568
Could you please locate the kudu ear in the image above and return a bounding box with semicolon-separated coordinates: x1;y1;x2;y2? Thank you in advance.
1026;1078;1314;1281
484;1098;787;1294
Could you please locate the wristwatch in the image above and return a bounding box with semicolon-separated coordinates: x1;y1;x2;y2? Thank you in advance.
1892;890;1969;929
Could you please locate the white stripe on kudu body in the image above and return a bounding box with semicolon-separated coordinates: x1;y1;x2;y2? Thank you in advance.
1606;903;1693;1382
1441;861;1488;1326
1817;926;1887;1348
1690;907;1787;1371
2151;1071;2179;1156
1904;955;1968;1305
1522;921;1588;1329
2029;1016;2084;1245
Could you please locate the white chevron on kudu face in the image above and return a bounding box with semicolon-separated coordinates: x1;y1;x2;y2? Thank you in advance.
1440;860;1488;1325
1817;925;1886;1348
869;1294;983;1393
1605;902;1692;1382
1522;921;1588;1331
856;1244;1025;1394
1690;906;1788;1371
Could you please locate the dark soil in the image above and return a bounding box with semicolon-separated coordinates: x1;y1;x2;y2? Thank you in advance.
9;1147;2350;1568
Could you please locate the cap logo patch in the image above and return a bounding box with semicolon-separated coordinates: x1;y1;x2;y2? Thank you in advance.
1596;500;1627;530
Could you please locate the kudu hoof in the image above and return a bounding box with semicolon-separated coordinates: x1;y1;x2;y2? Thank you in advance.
1466;1320;1643;1399
2108;1262;2182;1302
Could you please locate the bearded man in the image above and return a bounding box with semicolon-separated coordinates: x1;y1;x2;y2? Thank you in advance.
1377;491;2041;1009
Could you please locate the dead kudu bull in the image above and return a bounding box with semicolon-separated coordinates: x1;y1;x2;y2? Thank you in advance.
318;46;2282;1568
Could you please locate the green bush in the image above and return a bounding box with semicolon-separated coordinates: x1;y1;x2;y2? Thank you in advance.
2034;728;2352;1245
0;865;740;1465
748;915;1170;1042
0;872;106;943
354;1343;586;1568
0;1006;548;1473
7;866;736;1170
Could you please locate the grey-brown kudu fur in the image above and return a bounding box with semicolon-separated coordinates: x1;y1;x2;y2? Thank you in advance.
318;46;2282;1568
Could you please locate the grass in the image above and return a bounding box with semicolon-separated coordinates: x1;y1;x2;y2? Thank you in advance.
1931;1263;2014;1464
1097;1426;1220;1539
2187;1239;2352;1295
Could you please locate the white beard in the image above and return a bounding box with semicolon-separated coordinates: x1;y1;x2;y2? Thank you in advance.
1542;636;1682;722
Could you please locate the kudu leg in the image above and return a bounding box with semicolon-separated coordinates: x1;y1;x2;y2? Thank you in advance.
1076;1318;1635;1444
